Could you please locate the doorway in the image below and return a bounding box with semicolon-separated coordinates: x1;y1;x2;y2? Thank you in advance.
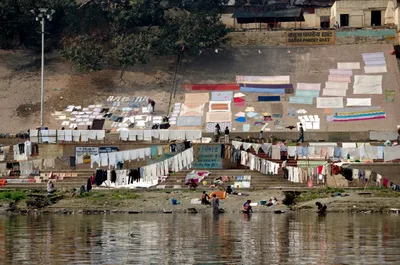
320;16;330;28
371;10;381;26
340;14;349;27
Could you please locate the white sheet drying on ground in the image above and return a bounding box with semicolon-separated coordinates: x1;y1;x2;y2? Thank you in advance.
346;98;372;106
337;62;360;69
322;89;347;97
328;75;351;83
236;76;290;84
329;69;353;76
353;75;383;94
296;83;321;90
364;66;387;73
362;52;384;59
316;97;344;108
364;59;386;66
325;82;348;90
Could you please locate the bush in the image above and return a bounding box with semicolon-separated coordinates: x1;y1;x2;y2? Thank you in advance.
0;191;26;202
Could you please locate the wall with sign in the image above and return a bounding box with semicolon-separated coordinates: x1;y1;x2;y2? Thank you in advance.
99;146;118;153
193;145;222;169
76;147;99;164
287;30;336;45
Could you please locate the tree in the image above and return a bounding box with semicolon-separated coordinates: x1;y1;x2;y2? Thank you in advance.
61;35;104;71
0;0;230;71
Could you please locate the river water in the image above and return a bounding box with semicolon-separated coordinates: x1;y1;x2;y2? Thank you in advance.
0;213;399;264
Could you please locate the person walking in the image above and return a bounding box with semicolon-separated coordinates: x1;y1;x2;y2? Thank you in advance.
211;194;219;213
224;127;230;143
297;123;304;143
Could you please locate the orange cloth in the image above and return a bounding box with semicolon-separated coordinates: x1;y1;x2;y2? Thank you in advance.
209;191;226;200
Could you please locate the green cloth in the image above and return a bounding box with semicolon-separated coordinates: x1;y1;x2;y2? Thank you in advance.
297;160;327;168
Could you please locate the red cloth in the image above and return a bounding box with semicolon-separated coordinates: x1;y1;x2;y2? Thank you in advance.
332;165;340;175
383;178;388;187
233;97;245;103
234;102;245;107
317;166;323;174
184;84;240;91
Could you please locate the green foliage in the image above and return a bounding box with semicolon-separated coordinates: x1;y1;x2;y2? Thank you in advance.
0;191;26;202
111;33;153;69
61;35;104;71
1;0;230;71
78;190;140;201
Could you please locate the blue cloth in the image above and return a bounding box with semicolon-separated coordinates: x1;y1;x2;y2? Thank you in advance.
334;147;342;158
302;146;308;157
211;91;233;101
258;96;280;102
240;87;285;94
246;112;258;118
296;146;302;156
177;116;202;126
377;146;384;159
235;117;246;122
295;90;320;98
151;146;158;157
289;96;313;105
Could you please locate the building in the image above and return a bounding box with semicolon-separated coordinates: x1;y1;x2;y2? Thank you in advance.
222;0;333;29
330;0;390;27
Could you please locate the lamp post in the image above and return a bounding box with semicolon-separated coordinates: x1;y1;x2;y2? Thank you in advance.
31;8;55;128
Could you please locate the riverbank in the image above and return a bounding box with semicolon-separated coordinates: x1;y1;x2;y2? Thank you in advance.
1;187;400;215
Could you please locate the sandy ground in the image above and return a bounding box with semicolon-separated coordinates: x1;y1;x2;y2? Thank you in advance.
1;189;400;214
1;45;399;134
0;50;177;132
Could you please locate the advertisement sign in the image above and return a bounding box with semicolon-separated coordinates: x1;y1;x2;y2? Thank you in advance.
193;145;222;169
76;146;99;164
99;146;118;153
287;30;335;45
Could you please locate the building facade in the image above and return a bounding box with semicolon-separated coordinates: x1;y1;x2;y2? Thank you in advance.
330;0;389;27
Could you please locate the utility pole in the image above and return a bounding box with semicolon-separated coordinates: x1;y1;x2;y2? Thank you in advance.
31;8;55;128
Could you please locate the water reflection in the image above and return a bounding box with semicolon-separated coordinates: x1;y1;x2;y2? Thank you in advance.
0;213;399;264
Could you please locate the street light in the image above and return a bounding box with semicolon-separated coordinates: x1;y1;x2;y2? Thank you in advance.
31;8;55;128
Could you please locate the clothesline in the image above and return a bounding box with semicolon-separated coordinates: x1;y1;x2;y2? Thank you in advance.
231;141;399;161
120;129;202;141
29;129;106;143
100;147;194;189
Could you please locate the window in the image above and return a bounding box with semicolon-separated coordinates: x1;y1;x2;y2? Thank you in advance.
340;14;349;27
320;16;330;28
371;10;381;26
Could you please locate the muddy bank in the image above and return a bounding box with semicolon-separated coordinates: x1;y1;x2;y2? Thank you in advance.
1;188;400;215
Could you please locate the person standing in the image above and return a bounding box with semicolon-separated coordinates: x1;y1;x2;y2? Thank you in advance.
297;123;304;143
210;194;219;213
224;126;230;143
214;124;220;143
280;140;288;161
148;99;155;113
47;180;55;194
282;159;288;179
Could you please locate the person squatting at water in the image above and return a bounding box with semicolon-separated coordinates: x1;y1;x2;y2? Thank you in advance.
242;200;253;213
316;202;327;214
201;191;211;205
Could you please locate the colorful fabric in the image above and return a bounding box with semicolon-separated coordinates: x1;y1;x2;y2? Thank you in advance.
258;96;280;102
235;117;246;122
211;91;233;101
